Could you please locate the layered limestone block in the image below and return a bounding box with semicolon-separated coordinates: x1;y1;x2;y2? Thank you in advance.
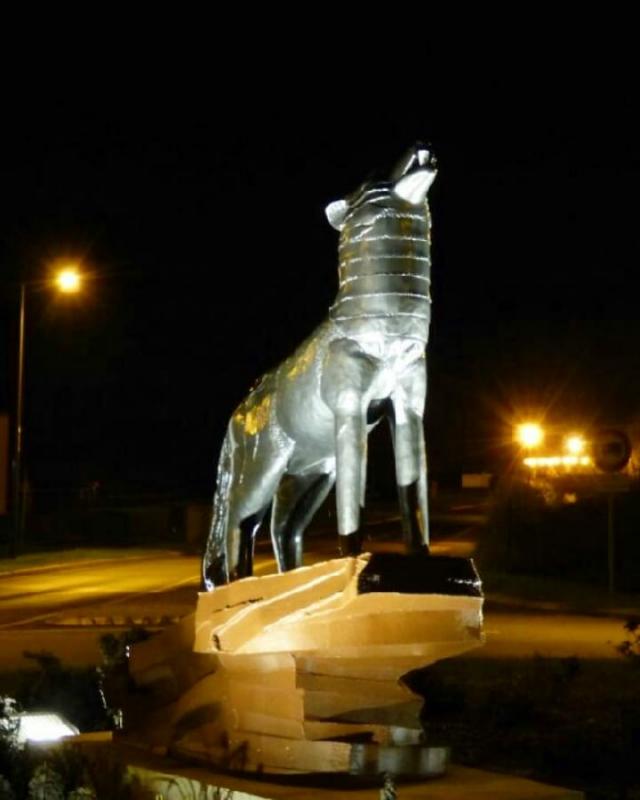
120;553;483;777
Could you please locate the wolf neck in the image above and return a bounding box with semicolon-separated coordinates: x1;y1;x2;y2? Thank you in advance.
329;198;432;344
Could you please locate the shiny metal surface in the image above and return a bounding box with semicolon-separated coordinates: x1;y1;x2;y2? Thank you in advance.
203;145;437;589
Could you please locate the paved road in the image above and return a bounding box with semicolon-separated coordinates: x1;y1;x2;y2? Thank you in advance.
0;533;629;668
0;522;477;629
477;609;624;660
0;553;202;628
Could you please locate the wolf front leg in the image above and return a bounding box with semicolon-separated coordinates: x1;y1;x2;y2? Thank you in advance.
335;389;367;555
390;358;430;553
322;339;376;557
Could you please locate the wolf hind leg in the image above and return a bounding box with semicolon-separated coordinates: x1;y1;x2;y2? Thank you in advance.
271;472;335;572
225;455;289;581
202;430;234;591
231;503;271;581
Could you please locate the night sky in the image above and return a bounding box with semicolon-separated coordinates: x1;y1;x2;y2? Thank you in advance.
1;45;639;502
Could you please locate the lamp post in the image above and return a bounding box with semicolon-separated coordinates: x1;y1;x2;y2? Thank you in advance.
11;283;26;556
10;266;83;556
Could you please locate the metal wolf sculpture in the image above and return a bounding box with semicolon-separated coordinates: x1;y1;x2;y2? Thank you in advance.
203;144;437;590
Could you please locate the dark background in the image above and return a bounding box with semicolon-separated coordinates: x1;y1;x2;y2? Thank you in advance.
1;38;639;506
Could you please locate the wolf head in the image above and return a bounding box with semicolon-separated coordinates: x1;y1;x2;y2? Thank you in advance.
325;144;437;232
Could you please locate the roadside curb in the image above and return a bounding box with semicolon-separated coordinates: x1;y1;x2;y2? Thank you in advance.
45;614;182;628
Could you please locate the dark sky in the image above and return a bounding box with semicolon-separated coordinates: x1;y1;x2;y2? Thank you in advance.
1;44;639;498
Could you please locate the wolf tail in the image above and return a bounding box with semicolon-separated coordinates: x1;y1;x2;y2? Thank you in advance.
202;427;234;591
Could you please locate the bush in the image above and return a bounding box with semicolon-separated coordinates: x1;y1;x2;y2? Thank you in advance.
485;476;640;589
415;649;640;796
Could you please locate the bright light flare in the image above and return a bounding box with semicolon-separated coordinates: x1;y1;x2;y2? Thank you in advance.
565;434;586;455
515;422;544;449
523;455;593;468
55;267;82;294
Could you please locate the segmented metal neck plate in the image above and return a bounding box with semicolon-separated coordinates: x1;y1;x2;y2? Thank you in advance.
330;184;432;328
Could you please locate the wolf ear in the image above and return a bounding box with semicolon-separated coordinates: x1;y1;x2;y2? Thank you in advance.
393;169;436;205
325;199;349;231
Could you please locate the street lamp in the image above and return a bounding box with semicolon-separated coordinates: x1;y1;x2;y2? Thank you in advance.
515;422;544;449
11;266;84;556
564;434;586;455
55;267;82;294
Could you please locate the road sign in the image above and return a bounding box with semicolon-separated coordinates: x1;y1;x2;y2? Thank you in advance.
593;429;631;473
590;430;633;594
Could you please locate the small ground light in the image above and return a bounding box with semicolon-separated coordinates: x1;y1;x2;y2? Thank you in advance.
515;423;544;448
565;434;585;455
16;712;79;743
55;267;81;293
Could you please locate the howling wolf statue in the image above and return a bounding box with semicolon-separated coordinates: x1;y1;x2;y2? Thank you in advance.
202;144;437;590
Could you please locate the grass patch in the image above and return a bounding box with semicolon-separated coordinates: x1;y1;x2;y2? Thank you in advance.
408;655;640;797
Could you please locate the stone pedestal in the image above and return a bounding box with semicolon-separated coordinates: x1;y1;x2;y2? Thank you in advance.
117;553;483;778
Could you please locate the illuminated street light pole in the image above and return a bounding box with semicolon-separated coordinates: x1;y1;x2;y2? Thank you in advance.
11;283;26;556
10;266;83;557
